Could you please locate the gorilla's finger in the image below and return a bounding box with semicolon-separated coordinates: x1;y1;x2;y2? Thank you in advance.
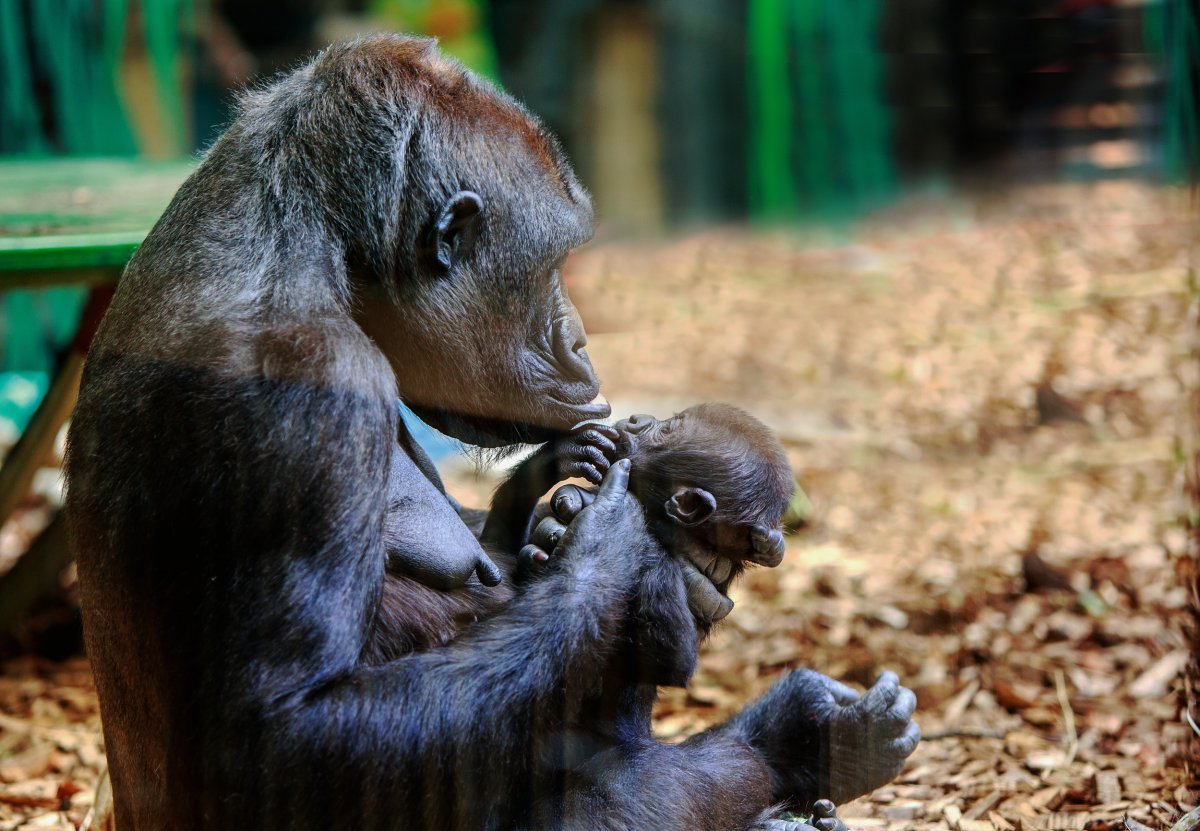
551;484;595;521
530;516;568;553
475;553;503;586
687;549;733;584
680;559;734;621
887;687;917;724
822;676;862;706
858;671;900;714
590;458;630;511
891;720;921;756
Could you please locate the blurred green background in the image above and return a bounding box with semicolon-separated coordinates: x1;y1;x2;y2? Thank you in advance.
0;0;1197;442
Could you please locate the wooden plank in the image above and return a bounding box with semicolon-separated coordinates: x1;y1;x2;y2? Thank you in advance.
0;233;143;272
0;157;193;273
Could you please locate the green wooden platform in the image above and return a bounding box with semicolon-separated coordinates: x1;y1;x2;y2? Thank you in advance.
0;157;194;284
0;157;192;632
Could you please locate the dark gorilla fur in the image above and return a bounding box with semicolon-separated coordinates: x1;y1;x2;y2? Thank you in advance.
66;36;917;831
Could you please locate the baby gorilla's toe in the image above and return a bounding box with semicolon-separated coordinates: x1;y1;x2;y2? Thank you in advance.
811;799;849;831
558;425;619;484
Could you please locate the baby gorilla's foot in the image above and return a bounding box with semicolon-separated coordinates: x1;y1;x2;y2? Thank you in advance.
809;799;849;831
554;423;619;484
759;802;848;831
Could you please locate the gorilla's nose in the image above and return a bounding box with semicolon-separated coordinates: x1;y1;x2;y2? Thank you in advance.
553;315;593;381
615;414;655;434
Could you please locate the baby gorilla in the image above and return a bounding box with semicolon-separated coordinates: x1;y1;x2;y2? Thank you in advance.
492;403;794;625
486;404;914;826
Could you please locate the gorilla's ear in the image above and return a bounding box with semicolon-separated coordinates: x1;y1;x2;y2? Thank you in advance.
427;191;483;273
665;486;717;527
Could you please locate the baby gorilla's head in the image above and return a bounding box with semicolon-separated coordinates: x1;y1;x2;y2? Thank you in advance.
614;403;793;576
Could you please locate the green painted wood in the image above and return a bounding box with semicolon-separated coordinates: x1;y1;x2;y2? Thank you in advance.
0;157;194;274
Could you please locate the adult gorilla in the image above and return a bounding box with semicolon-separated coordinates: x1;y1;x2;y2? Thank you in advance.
65;36;916;831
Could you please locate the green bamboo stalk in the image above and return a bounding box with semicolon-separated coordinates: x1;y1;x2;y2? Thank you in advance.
748;0;800;217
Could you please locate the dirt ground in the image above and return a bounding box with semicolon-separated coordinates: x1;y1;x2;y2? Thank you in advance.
0;180;1195;830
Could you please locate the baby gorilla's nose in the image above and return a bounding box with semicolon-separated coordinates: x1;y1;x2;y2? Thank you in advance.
616;413;656;434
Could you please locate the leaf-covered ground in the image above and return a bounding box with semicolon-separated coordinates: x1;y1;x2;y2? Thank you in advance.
0;181;1195;830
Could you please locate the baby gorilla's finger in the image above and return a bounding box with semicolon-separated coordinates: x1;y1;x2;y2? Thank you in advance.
550;484;595;521
812;800;837;819
518;544;551;569
573;464;605;485
680;559;734;622
475;553;503;587
749;525;787;568
811;799;848;831
566;443;611;483
530;516;568;554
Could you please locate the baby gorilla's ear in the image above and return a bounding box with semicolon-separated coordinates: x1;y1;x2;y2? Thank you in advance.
665;486;717;527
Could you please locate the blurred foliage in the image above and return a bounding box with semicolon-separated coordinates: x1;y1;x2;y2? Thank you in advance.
0;0;193;156
747;0;894;221
370;0;496;77
1147;0;1200;181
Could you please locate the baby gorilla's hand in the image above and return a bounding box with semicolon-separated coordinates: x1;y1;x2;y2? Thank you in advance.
749;524;787;567
553;423;620;485
517;483;596;577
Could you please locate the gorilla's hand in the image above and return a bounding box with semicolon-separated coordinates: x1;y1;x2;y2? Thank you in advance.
519;459;643;574
731;670;920;807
